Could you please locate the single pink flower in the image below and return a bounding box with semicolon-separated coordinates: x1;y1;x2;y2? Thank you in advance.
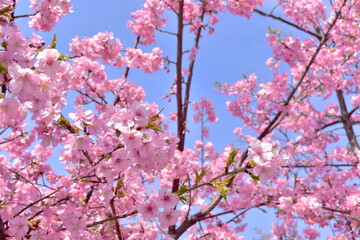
8;216;28;239
158;209;180;228
155;188;179;210
137;200;159;221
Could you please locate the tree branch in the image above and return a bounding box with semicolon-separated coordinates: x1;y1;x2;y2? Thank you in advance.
176;0;185;152
336;89;360;153
182;11;205;145
10;189;60;221
13;11;39;19
86;210;138;228
110;198;124;240
254;9;322;41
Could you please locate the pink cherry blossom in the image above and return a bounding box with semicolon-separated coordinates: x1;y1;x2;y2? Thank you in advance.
137;200;159;221
8;63;39;97
154;188;180;210
68;105;94;130
7;216;28;239
158;209;181;229
29;229;48;240
248;139;273;164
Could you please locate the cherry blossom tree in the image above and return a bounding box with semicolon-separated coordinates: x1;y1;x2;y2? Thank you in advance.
0;0;360;239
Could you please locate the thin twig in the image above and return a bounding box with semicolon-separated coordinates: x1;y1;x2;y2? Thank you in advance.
156;27;177;36
9;189;60;221
76;89;103;105
13;11;39;19
86;210;138;228
196;210;234;222
254;9;322;40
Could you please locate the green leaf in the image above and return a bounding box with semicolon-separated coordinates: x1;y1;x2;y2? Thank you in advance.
194;168;208;184
115;129;121;137
58;53;71;61
140;122;164;133
1;41;8;50
56;114;77;133
216;175;235;186
212;182;231;200
247;159;257;168
257;207;267;214
148;108;164;123
148;113;159;123
248;171;260;183
80;178;98;183
174;183;189;195
267;26;281;35
115;178;124;193
226;148;239;170
3;13;11;19
116;191;126;198
179;195;188;204
57;114;70;128
0;6;13;19
214;81;221;88
140;108;165;133
0;63;7;74
50;33;57;49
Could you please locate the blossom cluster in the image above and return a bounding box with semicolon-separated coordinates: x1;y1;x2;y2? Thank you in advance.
248;139;290;183
137;188;180;228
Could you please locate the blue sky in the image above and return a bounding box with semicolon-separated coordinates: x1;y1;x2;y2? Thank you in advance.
13;0;331;238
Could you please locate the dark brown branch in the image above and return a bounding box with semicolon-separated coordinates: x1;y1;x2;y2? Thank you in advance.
196;210;234;222
8;168;43;195
13;11;39;19
315;120;342;132
0;131;25;145
114;36;140;105
156;27;177;36
348;106;359;117
84;75;108;105
0;215;8;240
86;210;138;228
110;198;123;240
76;89;103;105
169;1;185;237
28;196;71;221
254;9;322;41
10;189;59;221
336;89;359;153
0;127;8;136
182;11;205;145
123;36;140;81
176;0;185;152
93;143;124;166
81;150;93;165
226;208;251;224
